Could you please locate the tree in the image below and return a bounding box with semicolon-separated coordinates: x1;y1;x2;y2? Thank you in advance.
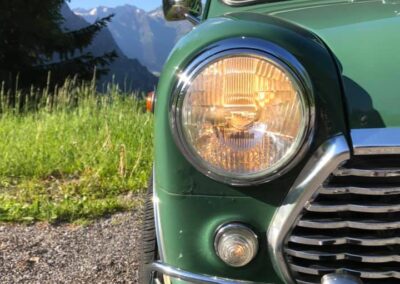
0;0;116;91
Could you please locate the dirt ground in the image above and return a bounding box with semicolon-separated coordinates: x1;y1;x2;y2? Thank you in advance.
0;206;143;284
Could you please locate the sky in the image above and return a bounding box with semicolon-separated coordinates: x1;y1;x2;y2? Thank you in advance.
68;0;160;11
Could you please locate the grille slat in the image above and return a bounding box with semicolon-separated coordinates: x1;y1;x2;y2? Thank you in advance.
307;202;400;213
297;219;400;230
334;168;400;177
290;264;400;279
289;235;400;246
286;248;400;263
319;186;400;195
284;156;400;283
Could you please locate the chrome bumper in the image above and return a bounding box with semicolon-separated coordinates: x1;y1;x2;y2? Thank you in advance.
147;262;270;284
147;262;363;284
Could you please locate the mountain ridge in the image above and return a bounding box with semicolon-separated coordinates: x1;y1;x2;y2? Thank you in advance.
72;4;192;73
61;4;157;92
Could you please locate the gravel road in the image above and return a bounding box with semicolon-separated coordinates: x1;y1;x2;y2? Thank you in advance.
0;204;143;284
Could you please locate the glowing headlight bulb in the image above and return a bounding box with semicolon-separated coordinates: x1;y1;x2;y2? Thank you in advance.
214;223;259;267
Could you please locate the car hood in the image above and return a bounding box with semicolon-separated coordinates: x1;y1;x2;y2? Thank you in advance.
256;0;400;129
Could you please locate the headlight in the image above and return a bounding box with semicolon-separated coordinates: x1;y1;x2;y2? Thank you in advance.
171;40;313;186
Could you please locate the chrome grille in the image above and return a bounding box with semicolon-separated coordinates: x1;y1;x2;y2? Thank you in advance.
284;155;400;284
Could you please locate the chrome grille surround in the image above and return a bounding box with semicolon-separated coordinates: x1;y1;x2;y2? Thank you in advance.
268;128;400;284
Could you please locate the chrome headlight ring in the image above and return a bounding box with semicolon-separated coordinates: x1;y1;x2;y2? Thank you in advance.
170;38;315;186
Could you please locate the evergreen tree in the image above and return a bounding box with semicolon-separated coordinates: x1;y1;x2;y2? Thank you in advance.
0;0;116;90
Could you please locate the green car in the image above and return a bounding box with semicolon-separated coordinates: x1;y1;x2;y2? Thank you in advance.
139;0;400;283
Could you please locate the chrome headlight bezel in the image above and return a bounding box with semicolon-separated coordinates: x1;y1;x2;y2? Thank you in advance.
169;38;315;186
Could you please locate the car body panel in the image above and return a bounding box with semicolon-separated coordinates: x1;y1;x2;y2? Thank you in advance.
209;0;400;128
156;186;282;283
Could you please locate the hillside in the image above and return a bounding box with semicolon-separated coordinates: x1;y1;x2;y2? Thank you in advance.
62;4;157;92
74;5;192;73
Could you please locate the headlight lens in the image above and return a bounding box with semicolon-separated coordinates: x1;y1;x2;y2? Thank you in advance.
172;51;312;185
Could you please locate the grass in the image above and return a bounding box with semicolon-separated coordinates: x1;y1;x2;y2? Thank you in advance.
0;79;153;223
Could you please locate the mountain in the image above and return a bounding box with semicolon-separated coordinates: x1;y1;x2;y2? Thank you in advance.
61;4;157;92
73;5;192;73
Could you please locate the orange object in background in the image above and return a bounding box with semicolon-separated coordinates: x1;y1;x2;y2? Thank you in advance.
146;91;155;113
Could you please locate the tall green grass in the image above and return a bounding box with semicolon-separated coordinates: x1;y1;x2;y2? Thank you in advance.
0;79;153;223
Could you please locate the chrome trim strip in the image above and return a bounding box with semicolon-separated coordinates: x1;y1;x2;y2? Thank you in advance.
148;261;271;284
220;0;267;7
289;235;400;246
334;167;400;177
185;13;201;25
153;167;166;261
267;135;351;284
352;128;400;155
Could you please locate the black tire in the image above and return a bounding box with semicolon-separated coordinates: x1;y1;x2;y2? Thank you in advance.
138;174;160;284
